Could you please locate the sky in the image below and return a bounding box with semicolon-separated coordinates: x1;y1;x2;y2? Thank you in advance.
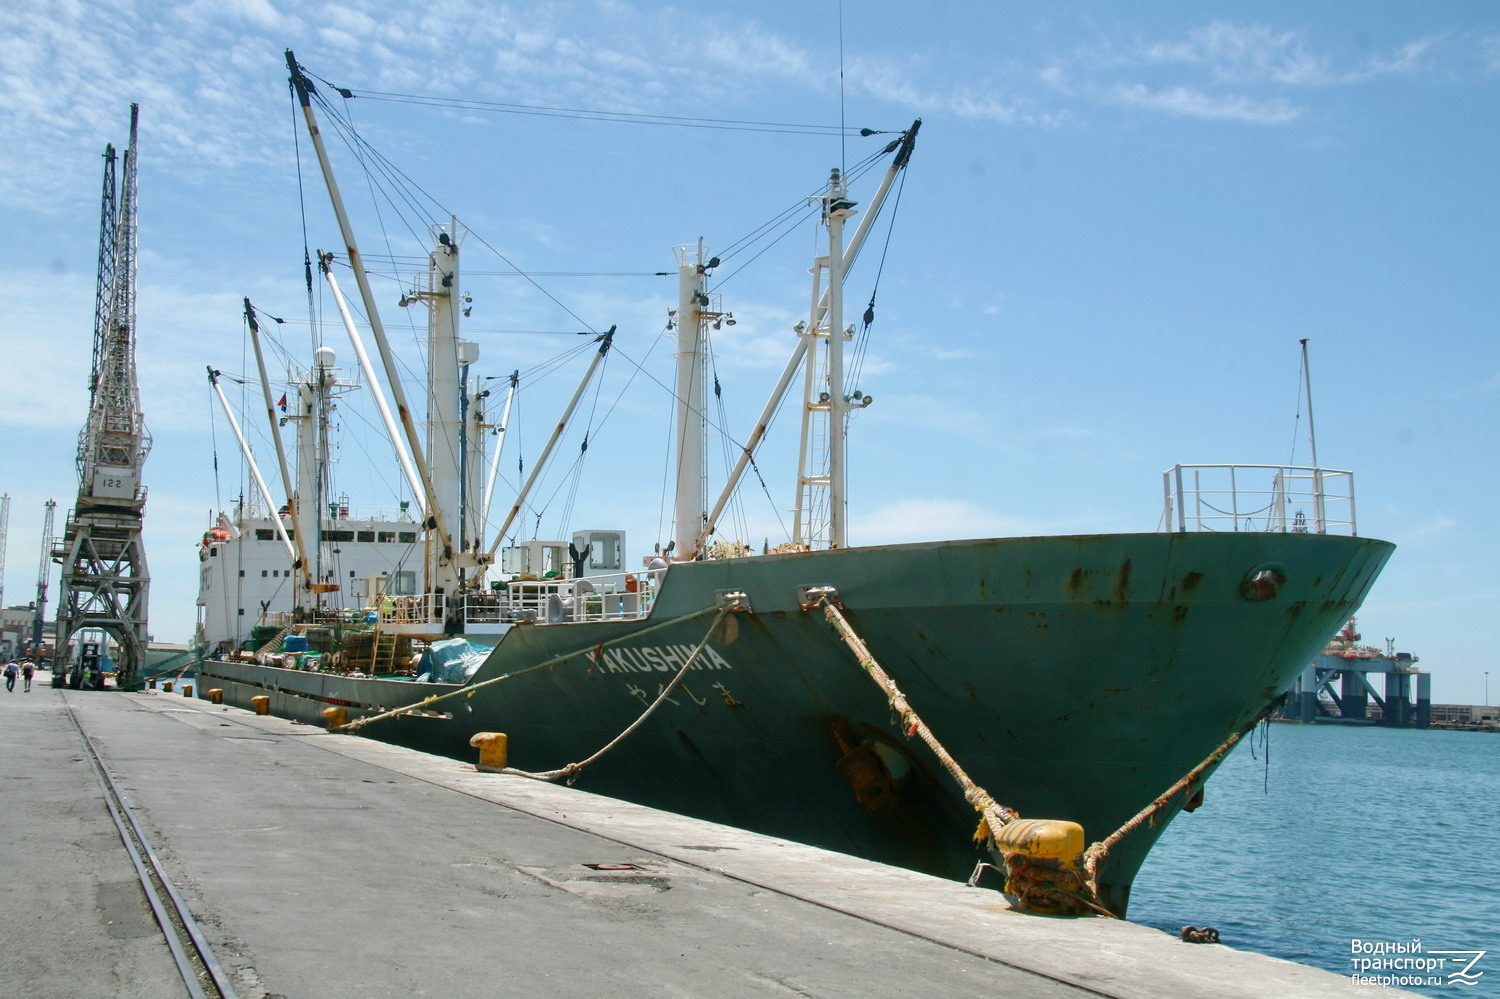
0;1;1495;704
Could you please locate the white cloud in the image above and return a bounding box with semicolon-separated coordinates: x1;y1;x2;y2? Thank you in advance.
1481;33;1500;72
1029;21;1456;126
1111;83;1301;124
1133;21;1440;86
704;25;820;88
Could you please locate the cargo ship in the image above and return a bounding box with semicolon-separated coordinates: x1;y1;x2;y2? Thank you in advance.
197;55;1393;917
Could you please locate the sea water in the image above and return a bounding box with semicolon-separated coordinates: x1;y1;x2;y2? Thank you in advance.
1130;723;1499;996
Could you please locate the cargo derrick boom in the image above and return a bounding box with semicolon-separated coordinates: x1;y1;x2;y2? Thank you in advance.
55;105;152;690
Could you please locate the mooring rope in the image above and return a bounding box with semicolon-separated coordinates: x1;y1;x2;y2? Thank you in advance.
333;603;720;734
500;603;735;784
1081;723;1254;897
816;590;1258;919
814;596;1018;838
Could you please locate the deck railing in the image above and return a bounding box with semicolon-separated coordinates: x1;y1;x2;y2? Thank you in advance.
267;572;660;635
1163;464;1357;535
462;572;656;627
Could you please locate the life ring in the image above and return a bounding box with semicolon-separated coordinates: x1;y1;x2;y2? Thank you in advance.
625;574;639;593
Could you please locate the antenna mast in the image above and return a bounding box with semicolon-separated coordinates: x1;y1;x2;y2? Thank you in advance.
789;122;920;549
1299;338;1326;534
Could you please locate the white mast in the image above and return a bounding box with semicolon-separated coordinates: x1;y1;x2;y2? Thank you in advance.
245;297;313;611
207;369;295;561
291;374;321;586
290;345;341;605
481;371;518;533
320;254;425;513
672;241;710;558
463;365;486;554
792;255;826;549
484;330;616;560
285;51;455;572
1300;337;1326;534
785;123;920;549
825;172;853;548
792;171;855;550
409;222;470;594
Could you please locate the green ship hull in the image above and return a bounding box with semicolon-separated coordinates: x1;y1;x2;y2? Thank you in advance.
199;530;1391;914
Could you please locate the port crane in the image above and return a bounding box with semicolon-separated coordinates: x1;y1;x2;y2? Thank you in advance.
32;500;55;659
0;493;8;616
54;105;152;690
0;493;8;656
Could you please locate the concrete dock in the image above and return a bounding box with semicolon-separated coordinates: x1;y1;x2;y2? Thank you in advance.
0;686;1405;998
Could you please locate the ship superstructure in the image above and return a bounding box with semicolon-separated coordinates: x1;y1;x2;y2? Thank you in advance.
195;497;424;655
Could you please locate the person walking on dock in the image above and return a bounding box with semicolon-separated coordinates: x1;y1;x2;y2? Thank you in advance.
3;660;16;693
22;659;35;692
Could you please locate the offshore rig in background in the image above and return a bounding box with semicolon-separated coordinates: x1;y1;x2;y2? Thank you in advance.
1278;619;1431;727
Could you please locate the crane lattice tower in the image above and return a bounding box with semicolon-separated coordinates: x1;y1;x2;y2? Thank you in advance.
0;493;9;614
55;105;152;690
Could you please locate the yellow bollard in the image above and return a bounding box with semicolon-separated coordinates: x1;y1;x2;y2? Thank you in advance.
147;678;156;689
208;688;223;705
992;818;1090;915
322;706;348;730
992;818;1086;863
162;681;173;693
251;695;270;715
470;732;509;771
182;684;193;698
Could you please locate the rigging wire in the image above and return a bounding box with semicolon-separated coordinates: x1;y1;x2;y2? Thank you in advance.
311;87;433;250
350;89;880;137
315;89;438;400
712;364;749;546
552;353;611;535
1286;350;1307;467
848;163;909;394
290;101;320;358
265;318;604;337
335;398;411;507
838;0;847;175
206;383;223;515
286;61;916;563
713;148;891;290
713;204;821;289
303;81;601;336
652;325;677;552
714;145;887;265
749;450;792;544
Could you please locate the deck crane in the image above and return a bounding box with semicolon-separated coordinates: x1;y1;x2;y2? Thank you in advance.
54;105;152;691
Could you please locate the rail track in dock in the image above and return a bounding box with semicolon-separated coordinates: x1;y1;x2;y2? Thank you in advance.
62;694;240;999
